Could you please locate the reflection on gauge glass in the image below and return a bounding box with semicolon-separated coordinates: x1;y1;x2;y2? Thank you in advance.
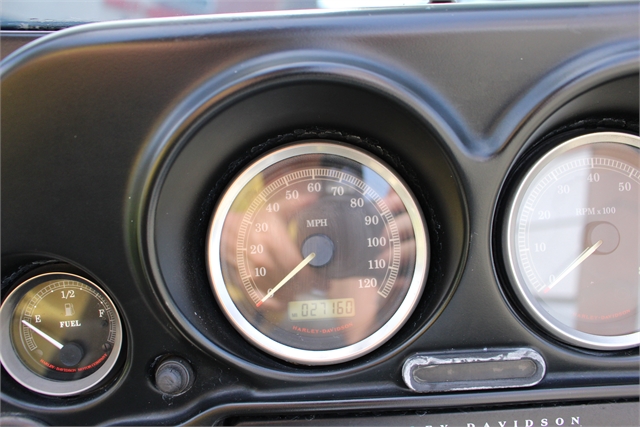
207;141;429;365
505;132;640;350
0;272;123;396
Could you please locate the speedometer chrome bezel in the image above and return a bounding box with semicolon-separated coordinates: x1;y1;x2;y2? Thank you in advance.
504;132;640;351
207;141;429;365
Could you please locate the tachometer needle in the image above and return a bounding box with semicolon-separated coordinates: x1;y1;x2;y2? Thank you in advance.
256;252;316;307
21;320;64;350
543;240;603;293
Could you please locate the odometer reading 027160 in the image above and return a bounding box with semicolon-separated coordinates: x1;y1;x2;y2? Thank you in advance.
207;142;428;365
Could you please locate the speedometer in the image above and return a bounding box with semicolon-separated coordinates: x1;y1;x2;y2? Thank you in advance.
207;142;428;365
504;132;640;350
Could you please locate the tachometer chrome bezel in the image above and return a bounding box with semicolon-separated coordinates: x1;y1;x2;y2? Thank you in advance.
503;132;640;351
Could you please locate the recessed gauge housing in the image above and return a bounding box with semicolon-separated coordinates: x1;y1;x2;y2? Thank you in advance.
503;132;640;350
143;67;468;373
0;272;124;396
207;142;429;365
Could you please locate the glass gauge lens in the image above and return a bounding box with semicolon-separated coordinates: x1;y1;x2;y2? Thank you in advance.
207;142;429;365
0;272;123;396
505;132;640;350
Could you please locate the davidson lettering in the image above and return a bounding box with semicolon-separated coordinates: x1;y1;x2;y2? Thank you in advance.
426;416;581;427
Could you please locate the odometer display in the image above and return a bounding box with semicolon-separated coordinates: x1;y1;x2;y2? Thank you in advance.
207;142;428;365
288;298;355;321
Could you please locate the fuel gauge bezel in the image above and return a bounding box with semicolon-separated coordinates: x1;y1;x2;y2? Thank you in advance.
0;272;124;396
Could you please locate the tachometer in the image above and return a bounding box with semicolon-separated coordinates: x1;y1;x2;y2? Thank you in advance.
207;142;429;365
504;132;640;350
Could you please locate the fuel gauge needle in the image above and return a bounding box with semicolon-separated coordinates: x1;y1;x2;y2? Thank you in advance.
21;320;64;350
256;252;316;307
543;240;603;293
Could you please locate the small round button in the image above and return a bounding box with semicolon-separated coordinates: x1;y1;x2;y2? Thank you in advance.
154;357;194;395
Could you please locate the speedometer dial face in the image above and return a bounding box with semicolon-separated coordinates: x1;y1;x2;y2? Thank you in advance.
207;142;428;365
504;132;640;350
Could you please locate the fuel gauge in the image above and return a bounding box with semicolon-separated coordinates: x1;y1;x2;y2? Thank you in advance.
0;272;123;396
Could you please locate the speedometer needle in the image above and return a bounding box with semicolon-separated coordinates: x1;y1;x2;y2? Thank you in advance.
256;252;316;307
543;240;603;293
21;320;64;350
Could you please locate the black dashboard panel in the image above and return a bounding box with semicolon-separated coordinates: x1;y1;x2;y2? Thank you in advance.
1;3;639;426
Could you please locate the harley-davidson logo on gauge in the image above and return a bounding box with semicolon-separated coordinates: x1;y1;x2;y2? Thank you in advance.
207;142;429;365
